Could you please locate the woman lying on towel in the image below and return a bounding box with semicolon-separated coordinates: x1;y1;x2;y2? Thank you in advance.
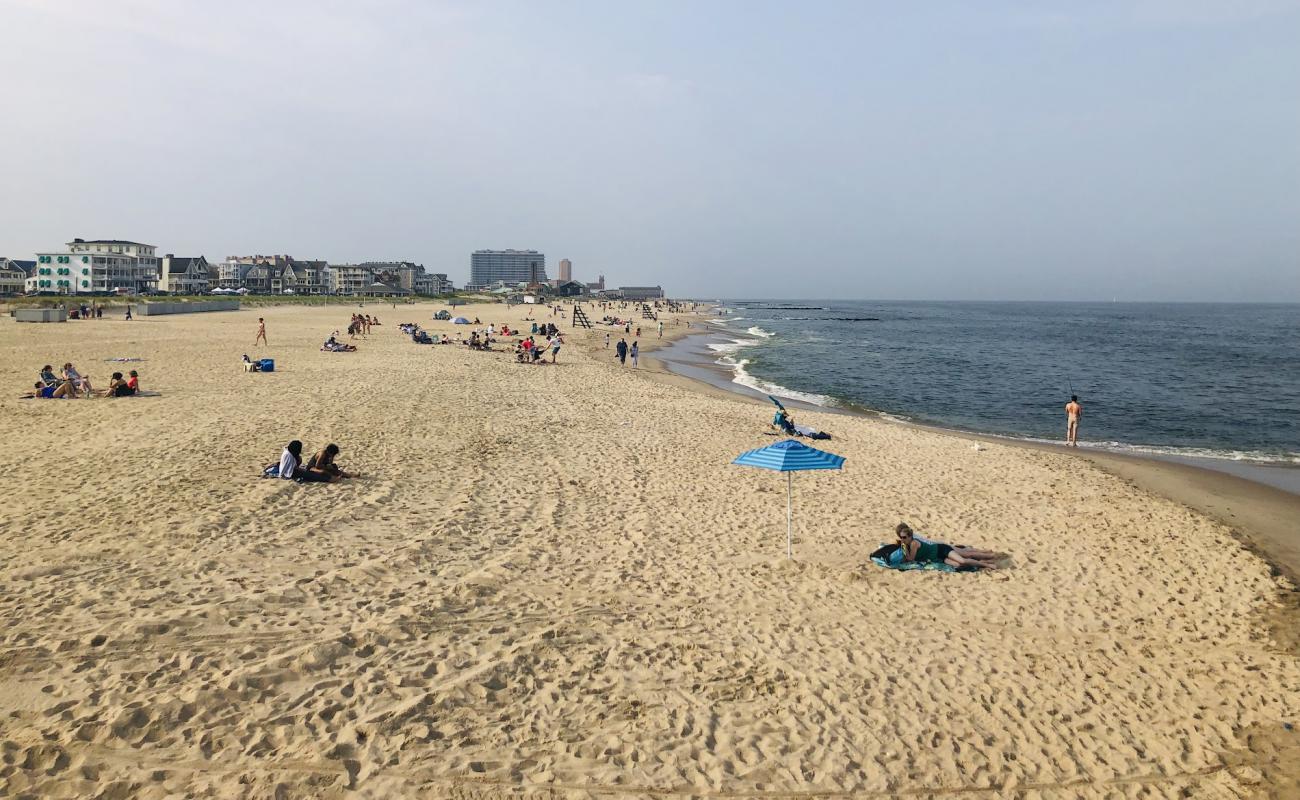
891;522;1007;570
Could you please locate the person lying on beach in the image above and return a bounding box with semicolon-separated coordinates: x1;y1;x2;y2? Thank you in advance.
23;380;77;399
891;523;1007;570
322;336;357;351
305;443;350;481
62;363;93;396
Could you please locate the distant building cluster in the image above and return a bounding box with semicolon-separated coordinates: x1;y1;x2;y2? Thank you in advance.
468;249;661;300
1;237;455;297
1;238;667;299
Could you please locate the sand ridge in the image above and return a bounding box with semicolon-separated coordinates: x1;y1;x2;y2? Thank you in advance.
1;302;1297;798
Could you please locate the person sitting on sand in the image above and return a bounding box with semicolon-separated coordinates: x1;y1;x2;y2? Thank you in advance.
100;371;134;397
305;443;350;481
773;408;797;435
25;380;76;399
125;370;139;394
274;440;332;482
62;363;93;396
892;522;1007;570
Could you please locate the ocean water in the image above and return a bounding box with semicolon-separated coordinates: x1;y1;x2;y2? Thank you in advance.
703;301;1300;465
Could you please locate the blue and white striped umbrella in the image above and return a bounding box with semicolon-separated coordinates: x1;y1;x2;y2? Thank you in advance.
731;439;845;558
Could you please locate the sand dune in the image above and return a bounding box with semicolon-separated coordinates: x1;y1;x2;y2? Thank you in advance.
1;302;1297;798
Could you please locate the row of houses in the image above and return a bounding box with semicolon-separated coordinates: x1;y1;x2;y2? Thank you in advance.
0;238;454;296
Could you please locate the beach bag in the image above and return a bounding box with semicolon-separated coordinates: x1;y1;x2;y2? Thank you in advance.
263;464;280;478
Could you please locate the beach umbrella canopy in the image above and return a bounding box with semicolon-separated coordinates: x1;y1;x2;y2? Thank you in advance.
731;439;845;558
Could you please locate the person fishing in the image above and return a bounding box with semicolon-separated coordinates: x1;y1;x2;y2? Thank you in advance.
1065;395;1082;447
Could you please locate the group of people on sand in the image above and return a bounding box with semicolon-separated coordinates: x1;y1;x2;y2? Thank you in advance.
348;314;380;338
269;441;351;483
26;363;138;398
612;337;639;367
515;333;563;364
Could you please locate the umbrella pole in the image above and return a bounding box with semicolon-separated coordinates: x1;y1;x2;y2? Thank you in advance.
786;472;793;559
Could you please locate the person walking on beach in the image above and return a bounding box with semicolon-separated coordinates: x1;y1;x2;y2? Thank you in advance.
124;305;133;321
657;321;663;338
255;317;268;346
604;332;610;349
616;338;628;365
1065;395;1082;447
630;340;639;368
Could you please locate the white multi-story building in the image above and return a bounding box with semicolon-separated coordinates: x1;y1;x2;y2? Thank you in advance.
469;250;546;290
26;239;159;294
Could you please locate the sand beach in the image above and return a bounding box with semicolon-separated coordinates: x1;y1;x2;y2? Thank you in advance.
1;301;1298;798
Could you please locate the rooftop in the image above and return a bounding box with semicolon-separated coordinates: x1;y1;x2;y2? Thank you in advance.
68;239;154;247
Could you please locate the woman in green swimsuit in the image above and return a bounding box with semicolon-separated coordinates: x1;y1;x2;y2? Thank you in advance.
895;522;1007;569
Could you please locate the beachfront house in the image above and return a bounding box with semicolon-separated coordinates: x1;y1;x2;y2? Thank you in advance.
0;258;34;295
553;280;586;298
157;255;211;294
26;239;159;295
216;259;253;290
329;264;373;295
414;272;454;295
280;259;327;295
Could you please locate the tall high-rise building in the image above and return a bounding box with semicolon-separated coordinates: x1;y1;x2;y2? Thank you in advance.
469;249;546;288
558;258;572;282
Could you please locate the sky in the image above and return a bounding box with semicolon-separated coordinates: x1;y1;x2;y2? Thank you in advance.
1;0;1298;301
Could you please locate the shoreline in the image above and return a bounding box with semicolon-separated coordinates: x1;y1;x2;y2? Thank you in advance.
642;325;1300;585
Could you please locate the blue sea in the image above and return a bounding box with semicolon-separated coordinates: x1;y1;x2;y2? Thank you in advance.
691;301;1300;466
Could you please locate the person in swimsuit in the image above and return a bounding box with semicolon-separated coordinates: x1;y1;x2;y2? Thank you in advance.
305;443;350;482
255;317;268;346
102;372;134;397
1065;395;1082;447
893;522;1007;570
26;380;76;399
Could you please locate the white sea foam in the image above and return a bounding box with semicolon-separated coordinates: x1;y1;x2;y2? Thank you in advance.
974;431;1300;465
706;338;760;355
747;326;775;338
728;359;834;406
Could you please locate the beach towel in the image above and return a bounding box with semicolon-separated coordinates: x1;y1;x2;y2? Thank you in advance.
793;424;830;440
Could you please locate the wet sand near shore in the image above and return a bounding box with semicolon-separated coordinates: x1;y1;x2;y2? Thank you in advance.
1;301;1298;798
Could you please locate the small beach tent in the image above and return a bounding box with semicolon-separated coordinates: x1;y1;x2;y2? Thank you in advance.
451;316;471;324
731;439;845;559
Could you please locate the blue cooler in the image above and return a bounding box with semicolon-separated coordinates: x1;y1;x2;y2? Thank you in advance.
259;358;275;372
